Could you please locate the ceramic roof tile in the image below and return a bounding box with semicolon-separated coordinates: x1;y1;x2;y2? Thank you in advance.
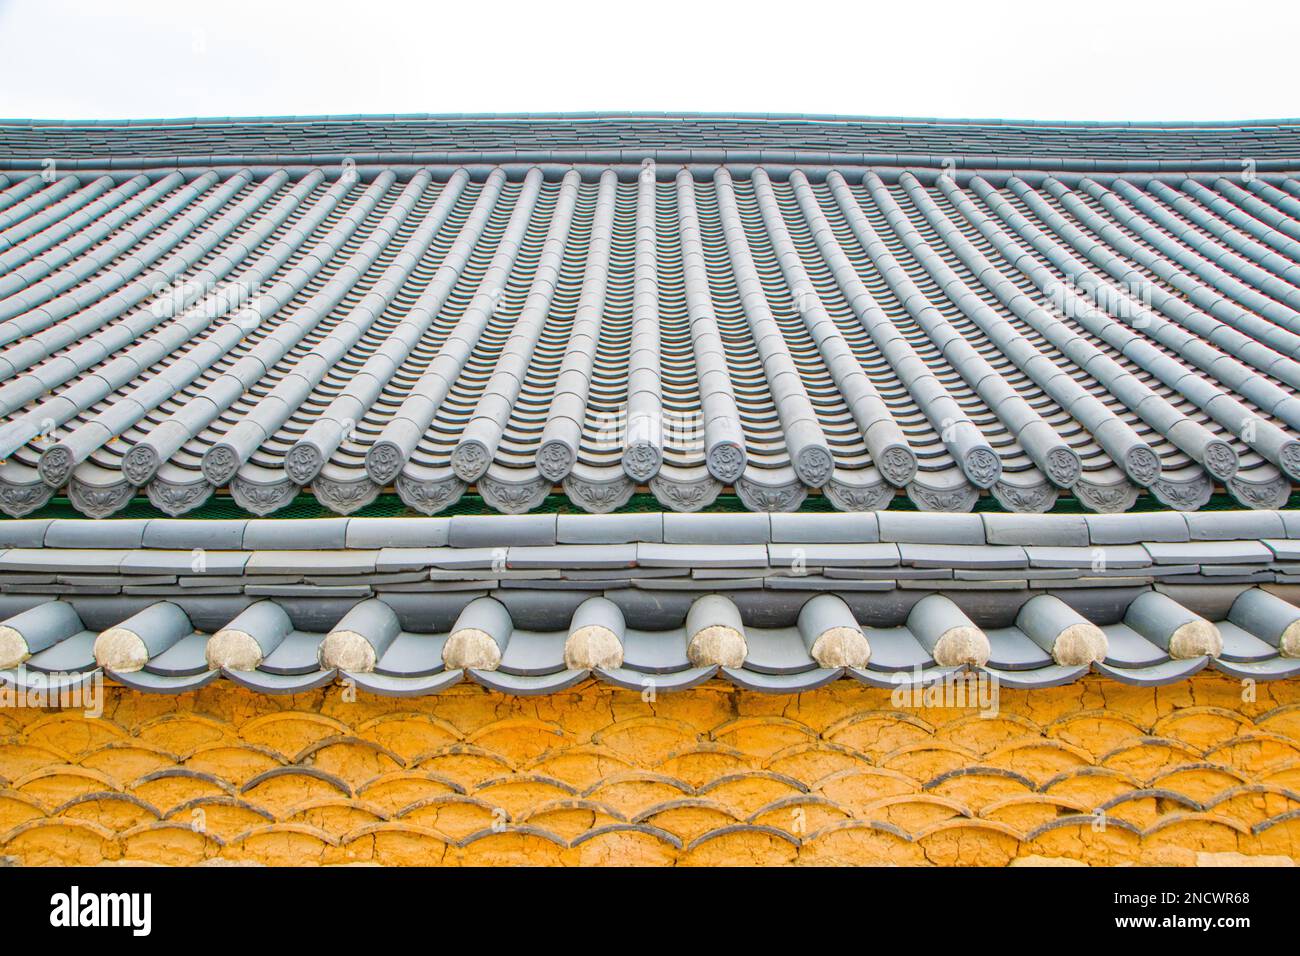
143;632;210;676
982;513;1089;547
767;543;899;568
368;632;444;679
1143;540;1275;564
142;519;246;550
242;518;348;550
899;544;1029;569
768;513;880;543
344;517;451;549
556;514;664;545
636;544;769;568
0;519;50;547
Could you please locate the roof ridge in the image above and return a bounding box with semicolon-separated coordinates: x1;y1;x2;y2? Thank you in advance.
3;111;1300;130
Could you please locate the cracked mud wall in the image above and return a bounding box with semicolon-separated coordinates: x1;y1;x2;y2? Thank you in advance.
2;675;1300;866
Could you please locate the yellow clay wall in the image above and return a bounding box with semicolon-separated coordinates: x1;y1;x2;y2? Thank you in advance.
2;674;1300;866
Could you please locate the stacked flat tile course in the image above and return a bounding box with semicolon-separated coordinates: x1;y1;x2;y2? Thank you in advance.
4;113;1300;867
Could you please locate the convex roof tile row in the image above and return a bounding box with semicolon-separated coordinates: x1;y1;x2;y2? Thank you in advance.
2;585;1297;697
2;157;1300;517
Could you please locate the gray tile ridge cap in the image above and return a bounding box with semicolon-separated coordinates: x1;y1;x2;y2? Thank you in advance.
18;510;1300;551
7;112;1300;131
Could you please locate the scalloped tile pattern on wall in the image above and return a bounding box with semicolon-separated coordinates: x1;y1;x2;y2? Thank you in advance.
2;675;1300;866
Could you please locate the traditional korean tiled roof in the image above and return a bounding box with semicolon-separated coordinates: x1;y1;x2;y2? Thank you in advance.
1;511;1298;696
4;117;1300;870
0;115;1299;518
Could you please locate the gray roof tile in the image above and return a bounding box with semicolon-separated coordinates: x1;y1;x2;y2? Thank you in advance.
983;513;1088;547
225;668;337;694
899;544;1029;569
344;518;450;549
663;513;771;544
0;520;51;548
621;628;691;673
1263;540;1300;561
350;669;465;696
469;669;590;695
768;543;899;568
259;631;327;675
556;514;663;545
984;627;1054;670
1025;545;1152;569
449;515;556;549
596;665;718;693
879;513;986;545
636;543;769;568
25;630;96;672
1185;510;1287;541
1143;540;1274;564
243;519;349;550
722;667;843;693
374;631;448;678
44;519;150;549
121;550;250;575
143;519;246;550
1100;623;1168;667
742;627;818;674
769;513;879;543
1096;657;1209;685
506;545;637;570
245;550;379;575
981;663;1091;689
144;632;210;676
0;549;130;573
497;630;568;676
1087;513;1190;545
112;669;218;693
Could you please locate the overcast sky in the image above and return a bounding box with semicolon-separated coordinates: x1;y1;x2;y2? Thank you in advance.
0;0;1294;122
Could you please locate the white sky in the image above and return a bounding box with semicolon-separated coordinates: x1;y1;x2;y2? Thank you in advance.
0;0;1295;122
